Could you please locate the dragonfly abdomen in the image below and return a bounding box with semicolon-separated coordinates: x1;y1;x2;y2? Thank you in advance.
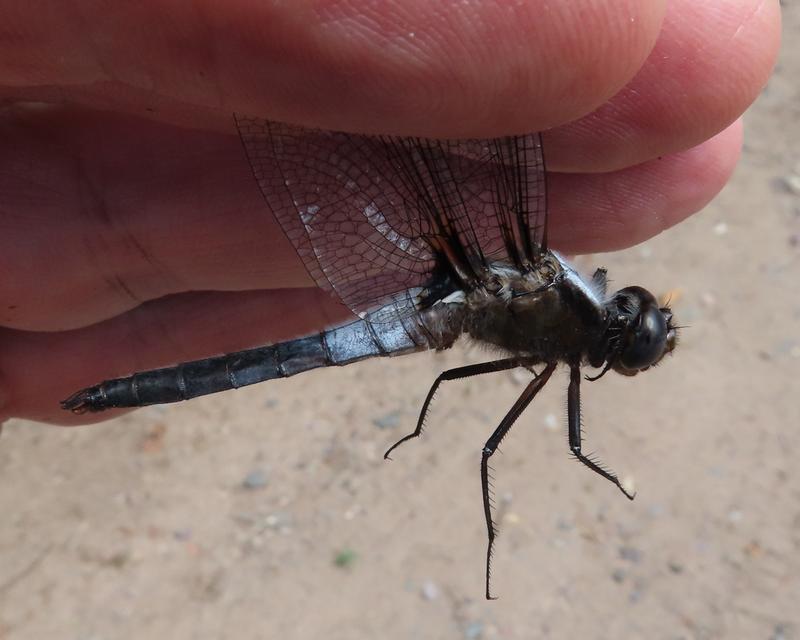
61;315;436;414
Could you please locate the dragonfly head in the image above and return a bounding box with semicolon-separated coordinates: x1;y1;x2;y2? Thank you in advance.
600;286;678;378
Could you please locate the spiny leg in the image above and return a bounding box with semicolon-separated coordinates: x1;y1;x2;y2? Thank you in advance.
384;357;532;460
591;267;608;296
568;364;635;500
481;361;557;600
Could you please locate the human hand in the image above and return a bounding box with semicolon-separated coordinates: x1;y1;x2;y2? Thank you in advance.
0;0;780;424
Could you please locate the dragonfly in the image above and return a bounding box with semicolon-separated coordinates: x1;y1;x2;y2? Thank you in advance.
62;117;678;598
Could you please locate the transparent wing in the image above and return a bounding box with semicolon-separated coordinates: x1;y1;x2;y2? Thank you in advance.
235;117;547;322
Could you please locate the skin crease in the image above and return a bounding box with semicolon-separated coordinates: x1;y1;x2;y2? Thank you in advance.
0;0;781;424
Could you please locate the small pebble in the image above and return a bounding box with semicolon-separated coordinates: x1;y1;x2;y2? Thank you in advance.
772;339;800;358
372;410;402;430
555;517;573;531
464;621;484;639
264;512;292;530
778;174;800;196
743;540;763;558
543;413;558;431
242;469;269;490
619;546;642;563
629;583;645;604
333;548;357;569
141;423;167;454
700;292;717;308
667;561;684;574
421;580;439;601
343;505;361;521
727;509;743;523
713;222;729;236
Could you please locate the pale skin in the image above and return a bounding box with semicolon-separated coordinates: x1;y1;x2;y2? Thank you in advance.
0;0;781;424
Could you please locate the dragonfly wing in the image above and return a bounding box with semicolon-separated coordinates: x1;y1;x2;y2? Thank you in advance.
235;117;547;322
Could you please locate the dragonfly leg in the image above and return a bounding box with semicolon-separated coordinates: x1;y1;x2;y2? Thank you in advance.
568;364;635;500
480;362;557;599
383;357;532;460
591;267;608;297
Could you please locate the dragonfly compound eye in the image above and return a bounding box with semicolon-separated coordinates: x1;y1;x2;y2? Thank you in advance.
619;301;669;370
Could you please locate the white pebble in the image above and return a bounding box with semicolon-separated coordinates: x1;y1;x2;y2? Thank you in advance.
421;580;439;600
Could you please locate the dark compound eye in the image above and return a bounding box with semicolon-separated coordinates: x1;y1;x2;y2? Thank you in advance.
619;303;669;370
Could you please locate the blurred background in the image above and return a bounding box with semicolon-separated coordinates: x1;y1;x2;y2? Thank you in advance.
1;9;798;640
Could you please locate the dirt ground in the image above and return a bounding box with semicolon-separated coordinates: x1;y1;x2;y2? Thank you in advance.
1;10;798;640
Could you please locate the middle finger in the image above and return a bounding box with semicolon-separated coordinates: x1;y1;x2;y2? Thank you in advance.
0;108;741;331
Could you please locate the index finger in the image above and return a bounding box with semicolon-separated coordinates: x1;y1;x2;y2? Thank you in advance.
0;0;666;137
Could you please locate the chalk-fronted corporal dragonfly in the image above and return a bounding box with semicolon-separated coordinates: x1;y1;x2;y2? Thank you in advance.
63;117;678;598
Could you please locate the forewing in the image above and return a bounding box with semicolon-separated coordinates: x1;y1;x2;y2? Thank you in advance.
235;117;547;321
427;135;548;270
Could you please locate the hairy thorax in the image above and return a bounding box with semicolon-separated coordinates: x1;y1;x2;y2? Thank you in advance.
462;257;607;363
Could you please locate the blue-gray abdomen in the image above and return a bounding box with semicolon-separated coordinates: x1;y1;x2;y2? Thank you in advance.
61;312;449;413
